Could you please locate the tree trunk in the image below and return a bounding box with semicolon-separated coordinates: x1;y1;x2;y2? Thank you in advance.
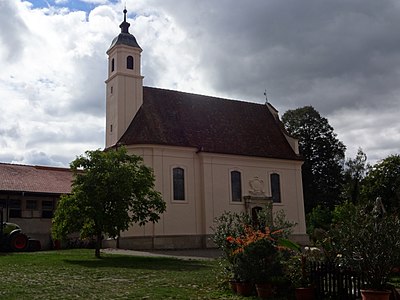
95;232;102;258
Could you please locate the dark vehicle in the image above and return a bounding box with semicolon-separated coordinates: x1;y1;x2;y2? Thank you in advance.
0;208;40;252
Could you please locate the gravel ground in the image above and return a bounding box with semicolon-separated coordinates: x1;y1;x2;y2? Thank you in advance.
101;248;222;261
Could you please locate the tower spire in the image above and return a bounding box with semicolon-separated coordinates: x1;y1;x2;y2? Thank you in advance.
120;8;130;34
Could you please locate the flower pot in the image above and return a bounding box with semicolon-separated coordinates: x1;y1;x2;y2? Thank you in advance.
361;289;391;300
295;287;315;300
236;281;253;297
229;280;237;293
256;283;273;299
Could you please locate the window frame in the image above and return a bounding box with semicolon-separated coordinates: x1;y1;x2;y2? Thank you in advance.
171;166;187;203
126;55;134;70
41;200;54;219
9;199;21;218
230;170;243;203
111;58;115;72
26;199;38;210
269;172;282;203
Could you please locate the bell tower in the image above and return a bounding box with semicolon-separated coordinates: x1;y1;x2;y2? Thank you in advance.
105;9;143;148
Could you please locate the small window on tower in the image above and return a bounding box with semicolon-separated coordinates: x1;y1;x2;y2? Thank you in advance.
127;56;134;69
110;124;113;133
110;86;113;94
111;58;115;72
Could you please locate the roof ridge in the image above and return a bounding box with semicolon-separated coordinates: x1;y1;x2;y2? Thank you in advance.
0;162;70;172
143;86;266;107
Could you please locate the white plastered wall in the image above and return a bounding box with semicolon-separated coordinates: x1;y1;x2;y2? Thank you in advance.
120;144;306;240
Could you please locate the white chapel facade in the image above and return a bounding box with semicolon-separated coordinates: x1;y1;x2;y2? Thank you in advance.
104;10;308;249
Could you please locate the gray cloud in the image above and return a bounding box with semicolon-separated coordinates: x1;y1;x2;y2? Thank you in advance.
146;0;400;112
21;150;67;167
0;1;29;61
1;0;399;166
139;0;400;162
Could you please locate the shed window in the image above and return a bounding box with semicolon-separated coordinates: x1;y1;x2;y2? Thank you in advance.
270;173;281;203
9;199;21;218
173;167;185;201
231;171;242;202
42;200;54;219
127;56;134;69
26;200;37;210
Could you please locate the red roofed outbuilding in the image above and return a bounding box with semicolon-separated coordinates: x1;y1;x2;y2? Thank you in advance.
0;163;73;248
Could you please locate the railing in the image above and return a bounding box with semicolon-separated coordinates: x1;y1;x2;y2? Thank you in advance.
309;261;363;300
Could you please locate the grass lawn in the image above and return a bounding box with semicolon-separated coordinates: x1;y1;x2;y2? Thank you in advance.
0;249;249;300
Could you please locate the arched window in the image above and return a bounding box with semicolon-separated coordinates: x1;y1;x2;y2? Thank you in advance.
231;171;242;202
270;173;281;203
127;56;134;69
111;58;115;72
173;167;185;201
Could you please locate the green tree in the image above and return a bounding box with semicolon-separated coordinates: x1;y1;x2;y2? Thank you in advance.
342;148;368;203
282;106;346;213
52;147;166;258
360;154;400;213
306;205;332;235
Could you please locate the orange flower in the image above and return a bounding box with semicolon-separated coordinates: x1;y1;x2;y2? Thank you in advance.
226;236;235;243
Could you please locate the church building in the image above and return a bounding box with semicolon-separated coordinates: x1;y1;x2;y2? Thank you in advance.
103;10;307;249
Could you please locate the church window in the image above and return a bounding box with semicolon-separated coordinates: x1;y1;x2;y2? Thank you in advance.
172;167;185;201
111;58;115;72
110;124;113;133
127;56;134;69
231;171;242;202
270;173;281;203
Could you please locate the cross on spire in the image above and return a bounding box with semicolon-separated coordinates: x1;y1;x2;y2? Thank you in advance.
264;89;268;104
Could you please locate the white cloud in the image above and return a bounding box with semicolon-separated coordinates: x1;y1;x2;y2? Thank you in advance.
0;1;110;166
0;0;399;167
80;0;109;4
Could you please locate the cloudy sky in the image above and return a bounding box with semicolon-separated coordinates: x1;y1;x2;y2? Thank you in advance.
0;0;399;166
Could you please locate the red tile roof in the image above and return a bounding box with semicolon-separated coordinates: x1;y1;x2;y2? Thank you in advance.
0;163;72;194
119;86;301;161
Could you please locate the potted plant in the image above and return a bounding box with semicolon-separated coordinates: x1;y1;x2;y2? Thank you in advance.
211;205;297;295
227;225;297;298
284;246;323;300
331;199;400;300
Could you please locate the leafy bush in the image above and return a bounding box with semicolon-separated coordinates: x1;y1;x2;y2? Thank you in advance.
211;204;297;283
306;205;332;243
226;226;289;283
331;200;400;290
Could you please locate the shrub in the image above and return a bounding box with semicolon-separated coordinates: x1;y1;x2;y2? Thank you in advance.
331;199;400;290
211;204;297;283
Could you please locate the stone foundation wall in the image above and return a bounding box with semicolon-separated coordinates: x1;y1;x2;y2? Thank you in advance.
102;233;309;250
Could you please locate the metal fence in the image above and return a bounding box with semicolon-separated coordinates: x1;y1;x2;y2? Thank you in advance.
310;261;363;300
